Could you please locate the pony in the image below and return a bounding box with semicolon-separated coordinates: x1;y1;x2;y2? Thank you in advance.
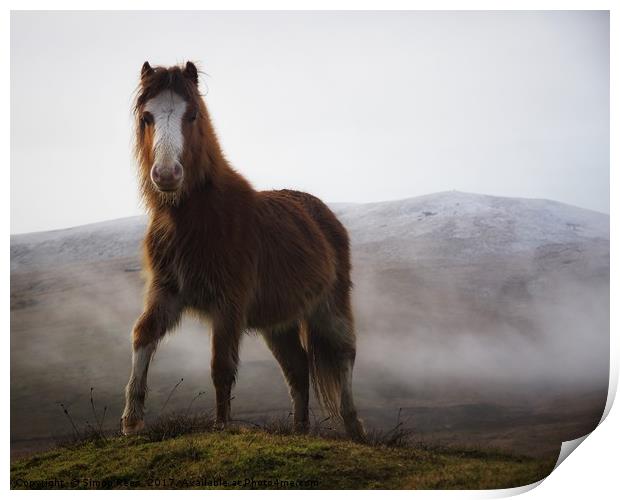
121;61;365;441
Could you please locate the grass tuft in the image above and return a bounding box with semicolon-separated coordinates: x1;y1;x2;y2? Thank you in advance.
144;412;215;442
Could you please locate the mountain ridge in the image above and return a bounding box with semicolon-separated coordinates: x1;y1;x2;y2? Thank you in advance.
10;191;610;273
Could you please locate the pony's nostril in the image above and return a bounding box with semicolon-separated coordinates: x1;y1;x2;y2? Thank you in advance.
172;163;183;179
151;167;161;182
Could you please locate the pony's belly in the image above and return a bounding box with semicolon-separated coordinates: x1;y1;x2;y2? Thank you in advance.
246;252;336;328
246;280;328;329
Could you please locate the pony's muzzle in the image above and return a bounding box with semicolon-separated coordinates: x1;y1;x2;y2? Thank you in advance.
151;161;183;192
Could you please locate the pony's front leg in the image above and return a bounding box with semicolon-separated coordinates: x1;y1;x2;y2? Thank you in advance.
211;313;242;428
122;287;182;435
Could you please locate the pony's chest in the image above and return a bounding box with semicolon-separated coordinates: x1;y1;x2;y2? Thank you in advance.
169;242;218;292
147;232;216;291
145;217;246;308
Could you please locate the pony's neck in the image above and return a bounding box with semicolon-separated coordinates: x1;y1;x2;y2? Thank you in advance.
187;118;255;200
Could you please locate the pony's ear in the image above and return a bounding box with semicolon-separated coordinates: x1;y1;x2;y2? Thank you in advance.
141;61;154;80
184;61;199;85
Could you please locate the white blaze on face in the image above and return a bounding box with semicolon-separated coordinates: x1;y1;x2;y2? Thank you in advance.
144;90;187;167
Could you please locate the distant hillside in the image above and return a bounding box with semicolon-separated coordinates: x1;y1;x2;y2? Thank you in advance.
10;192;609;459
11;217;147;273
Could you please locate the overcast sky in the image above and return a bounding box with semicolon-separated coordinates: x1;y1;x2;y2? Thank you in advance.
11;10;609;234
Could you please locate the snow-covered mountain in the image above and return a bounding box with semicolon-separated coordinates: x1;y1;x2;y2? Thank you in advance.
334;191;608;258
10;216;147;273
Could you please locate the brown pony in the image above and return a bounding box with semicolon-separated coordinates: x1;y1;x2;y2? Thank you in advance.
121;61;365;441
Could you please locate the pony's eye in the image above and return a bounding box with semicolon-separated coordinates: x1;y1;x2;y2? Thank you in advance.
141;112;154;126
187;110;198;122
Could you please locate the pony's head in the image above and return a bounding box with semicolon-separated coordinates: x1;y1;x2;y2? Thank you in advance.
134;61;216;206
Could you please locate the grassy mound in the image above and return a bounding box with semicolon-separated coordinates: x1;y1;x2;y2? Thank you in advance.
11;426;555;490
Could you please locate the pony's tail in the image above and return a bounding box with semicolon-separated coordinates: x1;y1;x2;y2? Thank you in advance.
300;316;355;421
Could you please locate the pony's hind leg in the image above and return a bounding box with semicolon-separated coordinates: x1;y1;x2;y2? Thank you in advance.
262;323;309;432
305;300;366;442
122;286;182;435
339;354;366;441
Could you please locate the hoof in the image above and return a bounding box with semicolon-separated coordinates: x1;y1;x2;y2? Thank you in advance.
212;420;228;431
122;417;145;436
294;421;310;434
345;418;367;443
